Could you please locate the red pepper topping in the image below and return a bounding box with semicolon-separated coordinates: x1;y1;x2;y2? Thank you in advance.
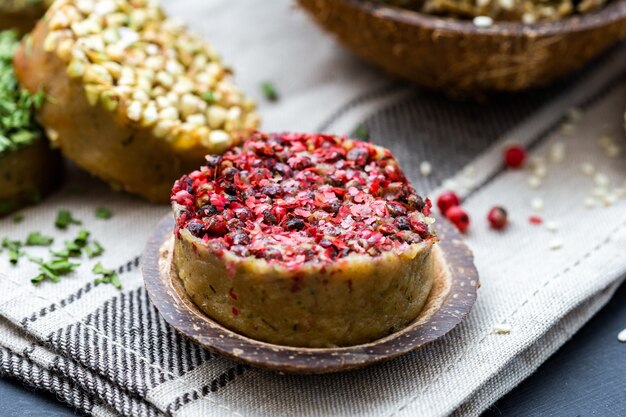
436;191;460;214
171;132;435;268
504;144;527;168
487;206;508;230
445;206;470;233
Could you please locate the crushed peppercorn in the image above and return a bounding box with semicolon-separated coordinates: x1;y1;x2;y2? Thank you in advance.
172;132;435;269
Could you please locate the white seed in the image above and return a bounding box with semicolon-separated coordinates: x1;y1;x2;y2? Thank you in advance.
492;323;511;334
141;105;158;126
548;141;565;163
186;113;207;126
442;179;459;192
533;164;547;179
545;221;558;232
584;197;596;209
419;161;432;177
208;130;230;147
528;176;542;189
126;101;143;122
531;197;544;211
549;238;563;250
156;71;174;88
618;329;626;343
522;13;536;24
180;94;199;118
153;120;175;139
593;173;610;187
207;105;227;129
498;0;514;9
580;162;595;176
160;107;180;120
602;193;617;207
462;164;476;177
473;16;493;28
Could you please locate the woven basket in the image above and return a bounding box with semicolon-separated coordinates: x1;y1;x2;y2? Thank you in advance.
298;0;626;94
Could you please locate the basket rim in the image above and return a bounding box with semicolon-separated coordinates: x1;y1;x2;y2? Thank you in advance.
346;0;626;36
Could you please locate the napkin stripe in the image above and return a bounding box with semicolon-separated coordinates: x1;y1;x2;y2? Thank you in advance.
166;364;249;414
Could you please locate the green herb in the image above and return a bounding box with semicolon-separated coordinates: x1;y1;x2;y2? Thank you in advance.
1;238;21;264
25;231;53;246
85;240;104;258
354;124;369;141
51;229;90;257
95;207;112;219
92;262;122;289
12;213;23;223
0;30;44;155
30;257;79;285
200;91;215;104
55;209;81;229
260;82;279;102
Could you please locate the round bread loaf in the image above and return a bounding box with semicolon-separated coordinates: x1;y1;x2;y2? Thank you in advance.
171;132;437;347
14;0;259;202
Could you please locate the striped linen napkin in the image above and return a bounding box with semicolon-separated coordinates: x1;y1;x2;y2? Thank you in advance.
0;1;625;416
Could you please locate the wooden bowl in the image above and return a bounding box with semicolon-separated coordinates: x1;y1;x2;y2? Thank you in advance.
142;214;479;374
298;0;626;94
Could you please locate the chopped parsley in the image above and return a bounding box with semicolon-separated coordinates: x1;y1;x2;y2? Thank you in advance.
12;213;23;223
55;209;81;229
260;82;279;102
85;240;104;258
51;229;90;257
30;257;79;285
95;207;112;219
1;237;21;264
0;30;45;155
92;263;121;289
25;231;53;246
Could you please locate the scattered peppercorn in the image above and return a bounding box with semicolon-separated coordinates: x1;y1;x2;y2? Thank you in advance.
171;132;435;268
437;191;461;214
504;144;527;168
487;206;508;230
529;215;543;224
445;206;470;233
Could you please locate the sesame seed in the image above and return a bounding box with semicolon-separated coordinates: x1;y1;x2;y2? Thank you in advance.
473;16;494;27
548;141;565;163
528;176;542;189
419;161;432;176
580;162;595;176
545;221;558;232
549;238;563;250
618;328;626;343
584;197;596;209
43;0;259;152
530;197;544;211
593;173;610;187
492;323;512;334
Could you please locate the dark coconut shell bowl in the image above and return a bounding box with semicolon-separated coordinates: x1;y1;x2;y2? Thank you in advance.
298;0;626;94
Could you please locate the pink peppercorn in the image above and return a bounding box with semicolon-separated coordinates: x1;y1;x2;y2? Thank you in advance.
504;145;527;168
487;206;508;230
437;191;461;215
445;206;470;233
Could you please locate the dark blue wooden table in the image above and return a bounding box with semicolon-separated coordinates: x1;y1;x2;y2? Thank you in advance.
1;281;625;417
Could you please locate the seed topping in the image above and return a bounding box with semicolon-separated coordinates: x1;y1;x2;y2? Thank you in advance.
172;132;435;269
42;0;260;152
